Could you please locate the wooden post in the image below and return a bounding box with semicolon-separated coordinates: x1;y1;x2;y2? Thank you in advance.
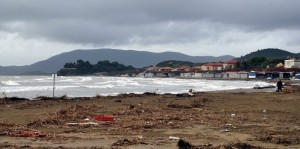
53;73;56;99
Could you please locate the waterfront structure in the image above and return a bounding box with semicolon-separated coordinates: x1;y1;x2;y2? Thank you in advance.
284;59;300;69
222;60;238;70
201;62;223;71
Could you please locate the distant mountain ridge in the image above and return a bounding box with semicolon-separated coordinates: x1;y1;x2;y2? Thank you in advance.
240;48;300;60
0;48;234;75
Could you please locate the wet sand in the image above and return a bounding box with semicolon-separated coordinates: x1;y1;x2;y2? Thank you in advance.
0;86;300;149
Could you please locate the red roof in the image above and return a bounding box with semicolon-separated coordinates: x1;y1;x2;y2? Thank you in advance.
225;60;238;64
202;62;223;66
159;67;173;70
178;66;190;69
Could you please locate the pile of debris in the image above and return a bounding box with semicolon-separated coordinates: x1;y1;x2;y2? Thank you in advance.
256;132;300;145
177;139;265;149
25;98;217;132
28;104;100;127
113;104;218;131
8;128;47;138
112;138;147;147
0;97;28;105
168;98;208;109
283;85;300;93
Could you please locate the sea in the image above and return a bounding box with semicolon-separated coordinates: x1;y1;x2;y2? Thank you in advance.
0;75;274;98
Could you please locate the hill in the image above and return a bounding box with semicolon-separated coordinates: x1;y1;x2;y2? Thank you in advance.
0;49;234;75
58;60;136;76
156;60;200;67
240;48;299;60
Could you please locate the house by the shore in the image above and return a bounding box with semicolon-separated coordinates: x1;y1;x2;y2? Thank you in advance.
136;59;300;80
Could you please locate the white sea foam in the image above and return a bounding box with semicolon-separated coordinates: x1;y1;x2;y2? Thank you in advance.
1;80;20;86
0;76;275;98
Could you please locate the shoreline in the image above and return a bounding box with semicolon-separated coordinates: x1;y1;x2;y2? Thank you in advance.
0;77;300;99
1;87;277;100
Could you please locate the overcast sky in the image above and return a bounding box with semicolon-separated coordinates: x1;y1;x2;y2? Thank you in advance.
1;0;300;66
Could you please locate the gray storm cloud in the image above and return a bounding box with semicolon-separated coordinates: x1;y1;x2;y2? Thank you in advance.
1;0;300;45
0;0;300;66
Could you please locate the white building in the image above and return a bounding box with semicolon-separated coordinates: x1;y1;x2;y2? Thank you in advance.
284;59;300;69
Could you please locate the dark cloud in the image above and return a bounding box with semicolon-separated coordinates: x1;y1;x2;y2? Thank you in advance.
0;0;300;65
1;0;300;46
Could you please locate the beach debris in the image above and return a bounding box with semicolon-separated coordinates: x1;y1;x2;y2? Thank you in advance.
283;85;300;93
231;113;236;117
167;103;192;109
220;141;265;149
67;122;99;126
221;129;230;132
113;105;216;131
167;98;207;109
0;144;19;148
226;123;232;126
176;93;191;97
94;115;114;122
225;123;237;129
190;98;207;108
175;90;196;97
177;139;194;149
187;89;195;97
178;139;264;149
253;85;275;89
8;129;47;138
115;99;122;102
256;132;300;145
112;138;146;146
169;136;180;140
0;131;7;136
28;104;99;127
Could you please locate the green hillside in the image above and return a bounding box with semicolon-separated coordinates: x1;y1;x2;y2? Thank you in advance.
156;60;199;67
240;48;298;60
57;60;136;76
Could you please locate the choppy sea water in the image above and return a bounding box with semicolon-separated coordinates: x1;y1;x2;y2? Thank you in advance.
0;76;274;98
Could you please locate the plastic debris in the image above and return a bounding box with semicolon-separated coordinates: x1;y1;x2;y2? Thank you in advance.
67;122;98;126
94;115;114;122
169;136;180;140
9;129;47;138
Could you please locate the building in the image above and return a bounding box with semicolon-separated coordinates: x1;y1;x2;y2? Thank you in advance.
157;67;173;72
201;62;223;71
173;66;191;72
284;59;300;69
223;60;238;70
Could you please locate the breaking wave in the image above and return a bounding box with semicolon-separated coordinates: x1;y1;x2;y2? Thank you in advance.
0;76;275;98
1;80;20;86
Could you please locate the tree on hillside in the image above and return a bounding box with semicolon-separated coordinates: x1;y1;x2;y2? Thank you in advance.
237;57;285;71
57;60;136;76
239;48;296;60
156;60;197;67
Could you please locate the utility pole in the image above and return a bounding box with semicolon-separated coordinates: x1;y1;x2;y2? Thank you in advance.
52;73;57;99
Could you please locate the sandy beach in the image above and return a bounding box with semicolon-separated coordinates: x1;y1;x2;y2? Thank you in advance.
0;85;300;149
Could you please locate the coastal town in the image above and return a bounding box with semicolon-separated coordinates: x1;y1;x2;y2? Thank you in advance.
2;1;300;148
135;58;300;80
